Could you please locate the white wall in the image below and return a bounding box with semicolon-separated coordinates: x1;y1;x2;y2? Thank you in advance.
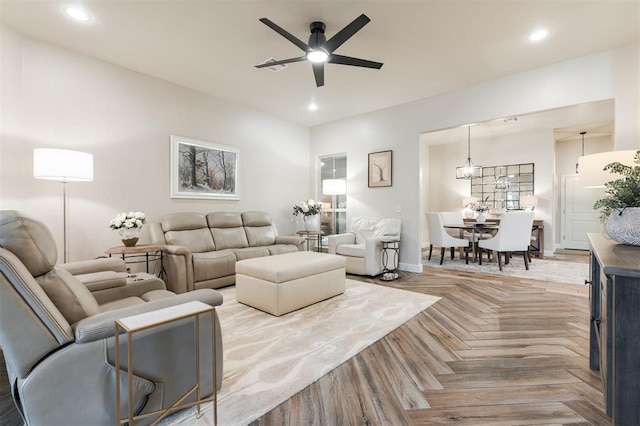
0;24;310;261
311;45;639;272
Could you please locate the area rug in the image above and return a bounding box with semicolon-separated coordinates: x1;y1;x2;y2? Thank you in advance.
423;254;589;285
161;279;439;425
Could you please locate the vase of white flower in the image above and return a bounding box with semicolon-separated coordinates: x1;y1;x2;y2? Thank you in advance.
110;211;147;247
303;214;321;232
466;199;492;224
292;199;323;231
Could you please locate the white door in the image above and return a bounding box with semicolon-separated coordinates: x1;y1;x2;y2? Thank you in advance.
562;174;605;250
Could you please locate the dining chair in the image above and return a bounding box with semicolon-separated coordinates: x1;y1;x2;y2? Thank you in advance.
425;212;470;265
477;211;535;271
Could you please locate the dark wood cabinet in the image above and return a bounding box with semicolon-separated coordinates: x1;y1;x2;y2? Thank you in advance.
588;233;640;425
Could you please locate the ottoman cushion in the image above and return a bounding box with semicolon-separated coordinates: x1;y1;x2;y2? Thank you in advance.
236;251;346;316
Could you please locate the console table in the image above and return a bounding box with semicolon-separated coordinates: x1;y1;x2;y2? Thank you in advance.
588;233;640;425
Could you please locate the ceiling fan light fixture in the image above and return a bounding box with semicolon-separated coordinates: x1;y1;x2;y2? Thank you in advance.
307;49;329;63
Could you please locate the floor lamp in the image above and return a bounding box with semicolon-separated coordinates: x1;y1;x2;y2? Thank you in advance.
33;148;94;263
322;179;347;234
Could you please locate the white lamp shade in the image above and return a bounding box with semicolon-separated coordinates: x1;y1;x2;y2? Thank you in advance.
34;148;94;182
322;179;347;195
520;195;539;207
578;150;637;188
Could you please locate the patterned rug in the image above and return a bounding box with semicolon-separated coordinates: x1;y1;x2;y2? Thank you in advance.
161;279;439;425
423;253;589;285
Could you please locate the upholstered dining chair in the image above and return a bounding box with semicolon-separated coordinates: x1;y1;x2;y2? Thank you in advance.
478;211;535;271
425;212;470;265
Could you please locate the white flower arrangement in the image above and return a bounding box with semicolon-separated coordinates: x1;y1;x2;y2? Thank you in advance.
292;199;322;217
109;211;148;231
466;201;492;213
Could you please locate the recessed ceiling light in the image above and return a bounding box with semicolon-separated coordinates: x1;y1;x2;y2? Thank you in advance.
308;103;318;111
63;7;92;22
528;29;549;42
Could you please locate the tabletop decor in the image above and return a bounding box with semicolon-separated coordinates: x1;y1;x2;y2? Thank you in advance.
467;199;492;224
292;199;323;231
109;211;147;247
593;150;640;246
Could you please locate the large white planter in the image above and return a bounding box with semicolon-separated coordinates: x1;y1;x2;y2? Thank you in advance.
604;207;640;246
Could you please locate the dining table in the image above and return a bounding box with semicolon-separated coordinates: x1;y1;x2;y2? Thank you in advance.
443;222;500;261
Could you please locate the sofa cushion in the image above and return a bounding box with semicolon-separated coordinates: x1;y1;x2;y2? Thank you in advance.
0;210;58;277
267;244;299;255
351;217;381;244
162;212;208;231
335;243;366;257
165;228;216;253
207;212;243;228
232;247;270;261
244;225;277;247
241;211;272;227
192;250;236;282
36;267;101;325
207;212;249;249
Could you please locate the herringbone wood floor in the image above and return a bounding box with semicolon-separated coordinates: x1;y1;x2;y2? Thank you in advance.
1;255;608;425
252;260;609;425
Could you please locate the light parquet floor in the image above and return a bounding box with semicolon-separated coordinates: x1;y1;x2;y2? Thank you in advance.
1;254;608;425
253;257;609;425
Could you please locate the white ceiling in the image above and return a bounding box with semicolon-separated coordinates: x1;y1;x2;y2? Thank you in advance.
1;1;638;127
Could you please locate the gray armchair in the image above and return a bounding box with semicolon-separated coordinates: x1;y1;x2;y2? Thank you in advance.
0;210;223;425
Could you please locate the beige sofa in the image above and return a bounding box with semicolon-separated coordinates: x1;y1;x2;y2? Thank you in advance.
150;211;305;293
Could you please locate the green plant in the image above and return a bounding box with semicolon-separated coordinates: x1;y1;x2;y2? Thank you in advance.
593;150;640;221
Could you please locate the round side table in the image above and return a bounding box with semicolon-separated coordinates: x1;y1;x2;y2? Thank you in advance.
380;238;400;281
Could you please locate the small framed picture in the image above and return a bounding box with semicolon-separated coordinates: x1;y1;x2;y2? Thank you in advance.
170;135;239;200
368;150;392;187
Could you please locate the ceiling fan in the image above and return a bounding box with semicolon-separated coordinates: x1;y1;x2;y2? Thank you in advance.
255;14;383;87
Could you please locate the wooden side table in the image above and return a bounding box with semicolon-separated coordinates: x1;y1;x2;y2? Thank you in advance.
106;244;164;276
296;231;324;252
115;301;217;425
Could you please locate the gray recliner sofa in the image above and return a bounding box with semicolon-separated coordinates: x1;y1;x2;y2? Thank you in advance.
150;211;305;293
0;210;223;426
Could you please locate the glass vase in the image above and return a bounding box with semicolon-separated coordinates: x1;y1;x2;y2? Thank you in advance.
119;228;140;247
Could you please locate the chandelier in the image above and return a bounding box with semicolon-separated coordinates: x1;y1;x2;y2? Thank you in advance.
456;125;482;179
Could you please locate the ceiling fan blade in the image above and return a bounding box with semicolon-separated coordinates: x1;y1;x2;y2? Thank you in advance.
255;56;307;68
323;14;370;53
312;62;324;87
328;54;383;69
259;18;309;52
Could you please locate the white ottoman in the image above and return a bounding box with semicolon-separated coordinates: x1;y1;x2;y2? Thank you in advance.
235;251;346;316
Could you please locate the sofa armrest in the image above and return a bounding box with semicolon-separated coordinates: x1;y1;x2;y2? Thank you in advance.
328;233;356;254
73;289;223;343
158;245;194;294
59;257;127;275
275;235;306;251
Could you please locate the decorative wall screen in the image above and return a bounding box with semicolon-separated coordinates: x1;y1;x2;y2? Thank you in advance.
470;163;534;210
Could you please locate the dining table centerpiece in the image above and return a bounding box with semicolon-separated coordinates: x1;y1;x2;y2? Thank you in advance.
292;199;323;231
109;211;148;247
467;199;492;224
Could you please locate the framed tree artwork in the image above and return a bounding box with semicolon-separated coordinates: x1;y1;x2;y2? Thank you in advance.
170;135;239;200
368;150;392;187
